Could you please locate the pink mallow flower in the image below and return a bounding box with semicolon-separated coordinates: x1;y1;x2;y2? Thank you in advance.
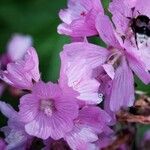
61;28;149;112
95;12;150;111
1;47;40;90
64;106;111;150
0;101;33;149
59;43;109;105
19;81;79;140
7;34;32;62
58;0;104;38
109;0;150;71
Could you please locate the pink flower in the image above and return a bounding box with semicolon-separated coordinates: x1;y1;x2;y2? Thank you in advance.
0;101;33;149
61;40;134;111
59;42;110;104
0;138;6;150
7;34;32;62
19;81;79;140
1;47;40;90
64;106;111;150
109;0;150;71
58;0;104;38
95;12;150;111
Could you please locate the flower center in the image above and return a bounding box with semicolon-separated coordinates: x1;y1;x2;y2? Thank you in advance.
40;99;55;116
106;51;122;69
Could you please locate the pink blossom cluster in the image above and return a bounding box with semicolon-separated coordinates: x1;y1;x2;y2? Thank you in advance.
0;0;150;149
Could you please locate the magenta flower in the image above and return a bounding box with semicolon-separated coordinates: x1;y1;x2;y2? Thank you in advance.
0;139;6;150
1;47;40;90
64;106;111;150
60;43;110;104
95;12;150;111
60;11;149;112
109;0;150;71
7;34;32;62
58;0;104;38
19;81;79;140
0;101;33;149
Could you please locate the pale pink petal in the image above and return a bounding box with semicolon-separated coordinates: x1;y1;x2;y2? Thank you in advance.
25;112;74;140
110;58;135;112
65;125;98;150
61;42;109;69
32;81;62;100
69;11;98;37
136;0;150;17
59;43;109;104
109;0;135;34
78;106;111;132
7;34;32;61
19;94;39;122
102;64;115;80
96;14;120;48
49;114;74;140
58;0;104;37
0;101;17;120
127;52;150;84
1;47;40;90
56;98;79;120
139;46;150;70
57;23;72;35
25;114;51;140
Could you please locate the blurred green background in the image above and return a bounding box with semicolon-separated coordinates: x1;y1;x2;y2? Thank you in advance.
0;0;150;140
0;0;70;82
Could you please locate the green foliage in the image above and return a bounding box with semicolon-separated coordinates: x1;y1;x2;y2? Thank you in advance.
0;0;70;82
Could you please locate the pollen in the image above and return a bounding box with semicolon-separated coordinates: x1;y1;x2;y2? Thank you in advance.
40;99;54;116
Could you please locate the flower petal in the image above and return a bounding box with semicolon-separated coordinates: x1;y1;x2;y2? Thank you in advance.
19;94;39;123
1;47;40;90
127;52;150;84
96;14;120;48
110;58;135;112
0;101;17;119
65;125;98;150
60;43;109;104
7;34;32;61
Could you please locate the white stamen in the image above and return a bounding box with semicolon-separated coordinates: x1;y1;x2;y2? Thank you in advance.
40;100;54;116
